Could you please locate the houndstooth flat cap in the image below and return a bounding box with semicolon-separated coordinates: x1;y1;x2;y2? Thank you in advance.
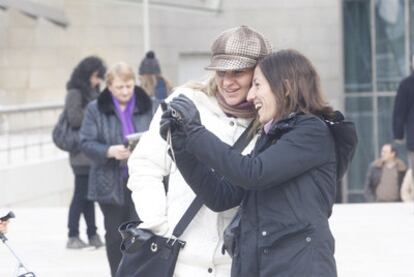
205;26;272;71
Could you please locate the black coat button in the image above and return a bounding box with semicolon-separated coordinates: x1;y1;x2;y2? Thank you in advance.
208;267;213;273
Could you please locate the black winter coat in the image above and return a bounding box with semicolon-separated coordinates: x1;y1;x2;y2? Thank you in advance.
175;114;339;277
393;73;414;150
80;87;153;206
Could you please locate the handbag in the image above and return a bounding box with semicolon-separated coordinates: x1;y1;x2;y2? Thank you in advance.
115;197;203;277
52;110;80;153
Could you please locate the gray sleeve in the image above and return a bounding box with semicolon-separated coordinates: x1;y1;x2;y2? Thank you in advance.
65;89;84;129
80;103;111;164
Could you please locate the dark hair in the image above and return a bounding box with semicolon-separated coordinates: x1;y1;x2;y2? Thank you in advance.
66;56;106;95
383;143;398;156
258;49;334;121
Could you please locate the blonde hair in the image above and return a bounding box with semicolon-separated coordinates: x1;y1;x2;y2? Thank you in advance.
140;74;172;97
140;74;157;97
105;62;136;86
182;73;218;96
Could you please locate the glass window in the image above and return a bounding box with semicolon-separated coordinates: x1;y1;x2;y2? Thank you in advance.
378;96;395;146
345;97;375;202
343;0;372;92
375;0;406;91
378;96;408;162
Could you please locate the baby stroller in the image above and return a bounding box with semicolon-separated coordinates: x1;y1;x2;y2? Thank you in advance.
0;211;36;277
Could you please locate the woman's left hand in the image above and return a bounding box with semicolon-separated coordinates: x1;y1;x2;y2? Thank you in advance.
169;94;202;134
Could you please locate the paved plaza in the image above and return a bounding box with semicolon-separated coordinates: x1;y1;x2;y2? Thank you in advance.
0;202;414;277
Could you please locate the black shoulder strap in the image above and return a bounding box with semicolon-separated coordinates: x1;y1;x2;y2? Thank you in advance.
172;120;256;238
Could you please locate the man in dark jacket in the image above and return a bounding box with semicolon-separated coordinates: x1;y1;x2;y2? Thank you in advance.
364;143;407;202
393;58;414;175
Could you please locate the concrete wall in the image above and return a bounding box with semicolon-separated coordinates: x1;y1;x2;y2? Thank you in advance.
0;157;73;207
0;0;343;109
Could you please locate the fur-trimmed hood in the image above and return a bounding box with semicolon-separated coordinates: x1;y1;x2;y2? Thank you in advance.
97;86;152;115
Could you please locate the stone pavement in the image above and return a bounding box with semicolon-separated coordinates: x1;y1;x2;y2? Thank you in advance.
1;203;414;277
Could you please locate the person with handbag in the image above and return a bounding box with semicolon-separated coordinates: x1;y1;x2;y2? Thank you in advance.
80;62;154;277
64;56;106;249
126;26;272;276
161;50;357;277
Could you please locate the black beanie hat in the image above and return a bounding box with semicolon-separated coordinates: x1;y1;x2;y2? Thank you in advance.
139;51;161;75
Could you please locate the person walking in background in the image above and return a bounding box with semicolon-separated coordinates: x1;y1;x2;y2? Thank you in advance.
161;49;351;277
80;62;154;277
138;51;172;100
393;56;414;177
127;26;272;276
364;143;407;202
65;56;106;249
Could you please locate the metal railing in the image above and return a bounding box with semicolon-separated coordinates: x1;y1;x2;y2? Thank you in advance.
0;103;65;166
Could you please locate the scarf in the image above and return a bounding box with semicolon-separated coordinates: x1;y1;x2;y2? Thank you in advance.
111;93;136;179
215;92;256;119
111;93;136;140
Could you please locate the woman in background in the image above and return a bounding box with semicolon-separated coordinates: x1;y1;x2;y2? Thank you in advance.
65;56;106;249
80;62;154;277
138;51;172;100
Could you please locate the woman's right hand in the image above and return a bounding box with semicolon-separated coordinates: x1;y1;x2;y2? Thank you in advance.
160;110;187;152
107;145;131;160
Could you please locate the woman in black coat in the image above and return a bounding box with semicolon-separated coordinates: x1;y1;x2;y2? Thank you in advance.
161;50;355;277
65;56;106;249
80;62;154;277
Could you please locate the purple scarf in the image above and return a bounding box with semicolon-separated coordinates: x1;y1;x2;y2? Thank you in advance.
111;93;136;140
111;93;136;179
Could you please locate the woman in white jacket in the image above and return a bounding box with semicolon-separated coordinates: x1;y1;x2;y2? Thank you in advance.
127;26;272;277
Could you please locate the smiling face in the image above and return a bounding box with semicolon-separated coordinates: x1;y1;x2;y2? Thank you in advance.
247;66;278;124
215;69;254;106
109;76;135;105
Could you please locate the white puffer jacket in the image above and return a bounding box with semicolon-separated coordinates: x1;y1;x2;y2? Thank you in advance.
127;87;257;277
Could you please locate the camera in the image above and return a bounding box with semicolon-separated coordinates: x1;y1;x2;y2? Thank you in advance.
161;101;182;122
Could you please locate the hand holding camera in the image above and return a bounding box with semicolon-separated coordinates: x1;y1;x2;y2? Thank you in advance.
159;95;202;152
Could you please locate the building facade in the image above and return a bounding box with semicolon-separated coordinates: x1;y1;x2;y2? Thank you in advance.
1;0;411;202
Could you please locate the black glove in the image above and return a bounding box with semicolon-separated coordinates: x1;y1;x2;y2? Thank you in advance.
168;94;202;135
159;108;187;151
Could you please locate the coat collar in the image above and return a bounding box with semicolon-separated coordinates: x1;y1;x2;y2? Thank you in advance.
97;86;152;115
266;112;304;138
373;158;406;171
